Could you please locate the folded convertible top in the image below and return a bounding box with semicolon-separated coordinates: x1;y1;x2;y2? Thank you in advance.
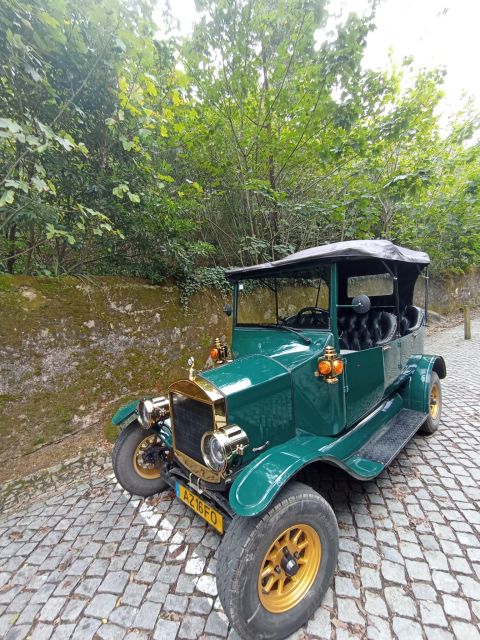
227;239;429;280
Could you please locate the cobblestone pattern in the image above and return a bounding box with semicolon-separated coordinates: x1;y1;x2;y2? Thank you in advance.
1;321;479;640
0;451;111;515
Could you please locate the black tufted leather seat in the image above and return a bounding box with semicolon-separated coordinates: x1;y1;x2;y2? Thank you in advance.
338;309;397;351
399;305;424;336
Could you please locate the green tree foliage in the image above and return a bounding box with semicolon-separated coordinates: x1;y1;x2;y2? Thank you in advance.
181;0;480;271
0;0;210;276
0;0;479;277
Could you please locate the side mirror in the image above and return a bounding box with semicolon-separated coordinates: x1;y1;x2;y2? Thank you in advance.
224;303;232;317
352;294;371;314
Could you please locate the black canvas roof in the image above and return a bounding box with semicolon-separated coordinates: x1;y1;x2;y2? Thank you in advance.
226;239;429;281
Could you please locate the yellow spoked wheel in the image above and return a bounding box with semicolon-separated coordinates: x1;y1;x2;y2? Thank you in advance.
133;434;162;479
217;482;338;639
258;524;322;613
429;384;439;419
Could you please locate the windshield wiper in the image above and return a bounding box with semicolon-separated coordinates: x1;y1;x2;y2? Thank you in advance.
263;324;312;345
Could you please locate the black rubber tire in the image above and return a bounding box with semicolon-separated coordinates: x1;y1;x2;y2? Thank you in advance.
217;481;338;640
112;422;167;497
419;372;442;435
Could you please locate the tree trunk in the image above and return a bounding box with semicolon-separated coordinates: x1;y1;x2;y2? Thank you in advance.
5;224;17;274
261;43;279;256
24;224;36;274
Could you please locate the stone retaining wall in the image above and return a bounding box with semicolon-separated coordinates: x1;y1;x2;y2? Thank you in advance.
426;269;480;315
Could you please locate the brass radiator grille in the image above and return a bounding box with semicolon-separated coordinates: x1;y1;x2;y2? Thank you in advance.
170;392;214;464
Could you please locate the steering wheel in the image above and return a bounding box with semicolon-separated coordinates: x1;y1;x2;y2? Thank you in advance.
295;306;329;328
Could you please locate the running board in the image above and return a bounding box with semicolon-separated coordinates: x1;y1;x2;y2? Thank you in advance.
343;408;425;478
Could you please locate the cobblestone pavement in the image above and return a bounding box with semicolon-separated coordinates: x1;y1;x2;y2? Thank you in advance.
1;320;480;640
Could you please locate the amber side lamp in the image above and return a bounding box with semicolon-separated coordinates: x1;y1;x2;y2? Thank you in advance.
316;346;343;384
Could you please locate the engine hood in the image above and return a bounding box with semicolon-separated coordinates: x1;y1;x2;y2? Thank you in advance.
200;353;291;397
200;330;331;457
200;354;294;456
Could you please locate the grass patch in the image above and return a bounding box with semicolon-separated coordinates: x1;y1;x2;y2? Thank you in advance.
104;422;119;444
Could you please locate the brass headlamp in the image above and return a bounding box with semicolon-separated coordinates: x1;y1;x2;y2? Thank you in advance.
137;396;170;429
201;425;249;474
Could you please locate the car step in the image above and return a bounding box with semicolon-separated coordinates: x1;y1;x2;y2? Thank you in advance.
354;408;425;466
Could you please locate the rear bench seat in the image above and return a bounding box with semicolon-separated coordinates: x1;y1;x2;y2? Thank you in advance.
338;309;397;351
338;305;424;351
399;305;425;336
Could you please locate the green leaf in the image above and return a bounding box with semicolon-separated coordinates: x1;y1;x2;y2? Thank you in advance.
25;65;41;82
0;118;22;134
0;190;15;206
45;223;56;239
121;137;134;151
37;121;54;139
38;11;60;29
5;179;29;193
77;142;89;156
127;192;140;203
112;184;129;198
31;176;49;192
54;135;74;151
158;174;175;183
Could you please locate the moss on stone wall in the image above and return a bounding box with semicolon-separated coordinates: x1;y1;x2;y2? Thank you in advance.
0;275;230;468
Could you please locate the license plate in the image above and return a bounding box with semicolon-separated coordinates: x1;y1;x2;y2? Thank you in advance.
176;482;224;534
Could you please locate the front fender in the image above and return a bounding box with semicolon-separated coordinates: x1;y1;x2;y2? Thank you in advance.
400;354;446;414
229;433;332;517
112;400;138;426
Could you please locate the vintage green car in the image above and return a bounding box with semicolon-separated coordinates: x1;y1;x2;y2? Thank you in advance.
111;239;445;639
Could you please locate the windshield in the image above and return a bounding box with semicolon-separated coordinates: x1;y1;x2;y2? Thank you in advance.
236;268;330;330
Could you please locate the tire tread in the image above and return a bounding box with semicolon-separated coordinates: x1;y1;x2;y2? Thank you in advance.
218;481;338;640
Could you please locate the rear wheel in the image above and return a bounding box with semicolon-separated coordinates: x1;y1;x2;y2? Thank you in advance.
217;481;338;640
112;422;167;496
420;372;442;435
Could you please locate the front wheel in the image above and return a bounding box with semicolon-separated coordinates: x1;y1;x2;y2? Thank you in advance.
112;422;167;496
217;481;338;640
419;372;442;435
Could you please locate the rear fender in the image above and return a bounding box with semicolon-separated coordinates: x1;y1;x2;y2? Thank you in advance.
401;354;446;414
229;434;332;517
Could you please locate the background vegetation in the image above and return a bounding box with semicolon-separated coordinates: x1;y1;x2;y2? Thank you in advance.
1;0;479;283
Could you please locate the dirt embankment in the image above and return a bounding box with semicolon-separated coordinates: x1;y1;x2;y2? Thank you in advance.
0;275;229;483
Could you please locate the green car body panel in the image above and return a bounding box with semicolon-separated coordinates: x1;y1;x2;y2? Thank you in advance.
225;329;445;517
400;353;446;413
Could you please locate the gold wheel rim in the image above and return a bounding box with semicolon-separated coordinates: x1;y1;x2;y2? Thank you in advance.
133;434;162;479
258;524;321;613
429;384;439;419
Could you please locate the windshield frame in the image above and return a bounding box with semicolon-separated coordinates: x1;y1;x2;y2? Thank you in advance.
233;266;332;331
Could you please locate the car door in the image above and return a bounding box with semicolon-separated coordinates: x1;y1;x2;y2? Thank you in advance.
382;338;402;392
343;347;385;427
